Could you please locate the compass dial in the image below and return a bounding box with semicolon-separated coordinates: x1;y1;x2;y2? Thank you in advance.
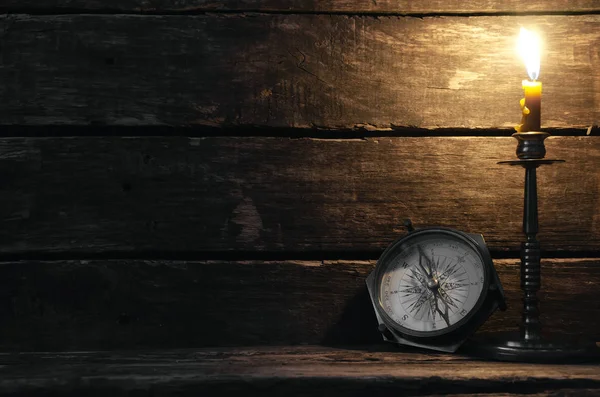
377;231;487;336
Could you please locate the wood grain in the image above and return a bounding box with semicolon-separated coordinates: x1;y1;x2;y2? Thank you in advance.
4;0;600;14
0;258;598;351
0;14;599;129
1;347;599;396
0;136;599;254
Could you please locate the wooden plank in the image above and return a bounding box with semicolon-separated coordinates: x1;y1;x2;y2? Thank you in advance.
0;136;599;254
4;0;600;14
1;347;599;396
0;258;598;351
0;14;599;129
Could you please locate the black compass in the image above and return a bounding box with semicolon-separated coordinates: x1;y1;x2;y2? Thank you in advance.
366;221;506;353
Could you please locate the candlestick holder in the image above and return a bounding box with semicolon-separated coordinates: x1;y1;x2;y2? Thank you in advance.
466;131;600;362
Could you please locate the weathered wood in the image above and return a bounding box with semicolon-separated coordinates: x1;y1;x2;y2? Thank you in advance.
4;0;600;14
0;14;599;129
0;136;599;254
1;347;599;396
0;258;598;350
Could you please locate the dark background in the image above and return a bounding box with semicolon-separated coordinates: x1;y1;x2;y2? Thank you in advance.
0;0;599;352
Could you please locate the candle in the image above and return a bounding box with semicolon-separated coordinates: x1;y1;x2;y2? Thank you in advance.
516;27;542;133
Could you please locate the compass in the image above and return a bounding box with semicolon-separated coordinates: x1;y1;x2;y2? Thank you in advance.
366;221;506;353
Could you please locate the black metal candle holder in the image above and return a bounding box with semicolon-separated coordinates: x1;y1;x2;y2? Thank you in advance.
468;131;600;362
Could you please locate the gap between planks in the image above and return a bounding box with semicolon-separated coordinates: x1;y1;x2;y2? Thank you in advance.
0;125;597;138
4;8;600;17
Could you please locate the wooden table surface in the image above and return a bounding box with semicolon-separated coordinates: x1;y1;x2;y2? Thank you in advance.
1;346;599;396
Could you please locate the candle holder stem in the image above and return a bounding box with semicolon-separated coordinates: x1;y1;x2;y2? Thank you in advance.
521;166;542;341
464;132;600;362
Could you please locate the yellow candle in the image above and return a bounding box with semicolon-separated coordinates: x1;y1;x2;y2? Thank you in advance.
516;28;542;133
519;79;542;132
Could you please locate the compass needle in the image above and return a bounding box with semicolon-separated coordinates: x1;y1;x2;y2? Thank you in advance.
416;246;433;279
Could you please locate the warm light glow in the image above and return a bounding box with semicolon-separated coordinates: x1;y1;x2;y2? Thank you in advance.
518;27;541;80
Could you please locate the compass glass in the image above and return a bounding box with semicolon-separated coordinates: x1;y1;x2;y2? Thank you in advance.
377;231;487;336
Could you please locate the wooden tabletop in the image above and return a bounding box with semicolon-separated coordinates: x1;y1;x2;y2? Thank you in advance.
1;346;599;396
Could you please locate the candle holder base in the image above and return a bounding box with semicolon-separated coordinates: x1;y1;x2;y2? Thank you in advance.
464;332;600;363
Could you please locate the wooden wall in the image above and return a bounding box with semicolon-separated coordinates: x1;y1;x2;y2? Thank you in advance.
0;1;599;351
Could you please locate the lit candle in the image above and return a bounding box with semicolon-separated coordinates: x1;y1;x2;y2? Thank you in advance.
516;27;542;133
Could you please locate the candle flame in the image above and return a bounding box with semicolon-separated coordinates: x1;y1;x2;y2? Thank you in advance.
518;27;541;80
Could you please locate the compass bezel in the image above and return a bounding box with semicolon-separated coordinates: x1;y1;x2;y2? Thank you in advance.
373;227;493;339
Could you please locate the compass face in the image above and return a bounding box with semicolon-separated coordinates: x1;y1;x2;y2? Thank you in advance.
376;230;488;337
